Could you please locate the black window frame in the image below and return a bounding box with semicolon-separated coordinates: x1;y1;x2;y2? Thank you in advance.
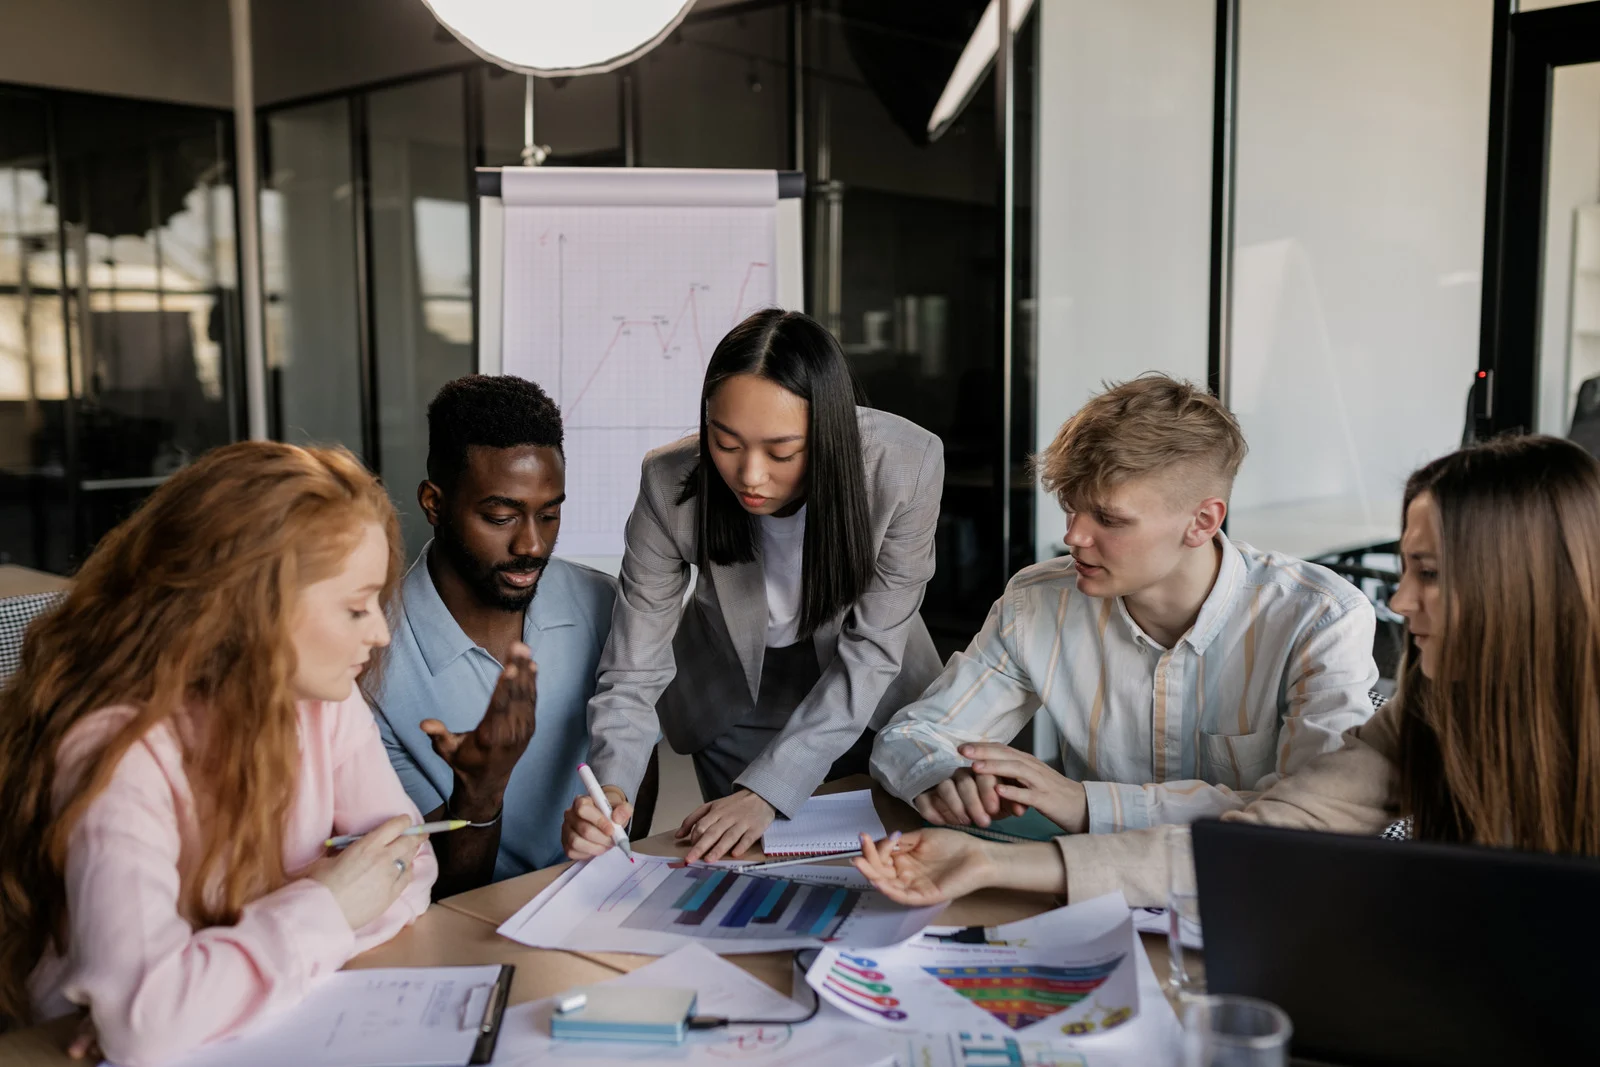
1477;0;1600;436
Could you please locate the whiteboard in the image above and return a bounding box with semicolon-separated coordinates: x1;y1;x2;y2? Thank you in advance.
477;167;805;568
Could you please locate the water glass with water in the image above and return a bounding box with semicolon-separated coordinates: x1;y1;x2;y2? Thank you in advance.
1168;823;1205;994
1183;995;1293;1067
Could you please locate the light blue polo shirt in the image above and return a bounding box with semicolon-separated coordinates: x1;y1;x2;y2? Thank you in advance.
372;546;616;879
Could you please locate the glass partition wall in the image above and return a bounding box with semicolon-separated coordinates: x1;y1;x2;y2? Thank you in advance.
261;99;364;457
368;76;475;553
0;91;70;572
262;73;477;553
1222;0;1494;560
803;2;1030;648
0;87;240;572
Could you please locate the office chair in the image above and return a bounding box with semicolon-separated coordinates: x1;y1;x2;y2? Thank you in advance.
1569;375;1600;458
0;590;66;685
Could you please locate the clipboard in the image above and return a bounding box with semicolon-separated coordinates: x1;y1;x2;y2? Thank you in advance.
468;964;515;1064
143;963;520;1067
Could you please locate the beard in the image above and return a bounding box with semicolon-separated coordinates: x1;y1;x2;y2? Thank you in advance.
433;519;548;612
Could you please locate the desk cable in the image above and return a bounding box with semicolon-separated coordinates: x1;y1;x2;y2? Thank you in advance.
686;949;821;1030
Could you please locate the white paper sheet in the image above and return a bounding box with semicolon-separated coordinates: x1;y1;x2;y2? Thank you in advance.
116;966;503;1067
511;858;585;924
762;789;887;856
498;850;941;956
500;185;778;557
808;894;1140;1037
886;920;1182;1067
491;943;899;1066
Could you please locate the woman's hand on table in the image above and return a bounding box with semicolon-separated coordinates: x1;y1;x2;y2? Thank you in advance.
851;829;1000;906
562;787;633;860
676;789;776;863
854;830;1072;905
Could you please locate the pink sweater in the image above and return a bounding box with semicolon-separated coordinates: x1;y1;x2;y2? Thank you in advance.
27;690;438;1066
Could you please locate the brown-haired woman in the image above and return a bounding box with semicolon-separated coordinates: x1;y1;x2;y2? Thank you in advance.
855;434;1600;905
0;442;444;1065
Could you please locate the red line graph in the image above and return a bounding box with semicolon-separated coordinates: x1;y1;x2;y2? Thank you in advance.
732;261;769;326
565;261;770;416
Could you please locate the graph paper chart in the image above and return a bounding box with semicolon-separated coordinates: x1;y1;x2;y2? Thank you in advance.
619;865;862;942
501;203;777;556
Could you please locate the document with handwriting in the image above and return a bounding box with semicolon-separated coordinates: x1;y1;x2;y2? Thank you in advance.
111;965;502;1067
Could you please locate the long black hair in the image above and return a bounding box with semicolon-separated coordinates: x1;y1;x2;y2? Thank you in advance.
679;308;874;639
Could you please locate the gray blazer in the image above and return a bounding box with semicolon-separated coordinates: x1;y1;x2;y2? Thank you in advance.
586;407;945;817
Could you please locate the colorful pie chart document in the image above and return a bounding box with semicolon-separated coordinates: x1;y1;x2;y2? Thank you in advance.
884;921;1183;1066
497;849;945;955
806;893;1147;1041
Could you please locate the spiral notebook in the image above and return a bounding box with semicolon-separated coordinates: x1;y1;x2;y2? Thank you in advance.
762;789;887;857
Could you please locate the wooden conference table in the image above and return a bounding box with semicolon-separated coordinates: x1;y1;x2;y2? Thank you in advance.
1;776;1178;1065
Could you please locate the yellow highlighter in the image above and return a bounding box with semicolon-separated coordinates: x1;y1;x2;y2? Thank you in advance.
324;819;470;850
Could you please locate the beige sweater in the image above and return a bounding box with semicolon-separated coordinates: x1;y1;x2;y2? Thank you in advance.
1057;697;1404;906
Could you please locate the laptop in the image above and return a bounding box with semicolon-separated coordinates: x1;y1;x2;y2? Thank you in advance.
1191;819;1600;1067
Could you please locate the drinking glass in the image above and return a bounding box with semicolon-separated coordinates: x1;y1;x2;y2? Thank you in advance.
1183;995;1293;1067
1167;824;1205;994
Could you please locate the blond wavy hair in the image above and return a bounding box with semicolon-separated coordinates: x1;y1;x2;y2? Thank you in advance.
1035;373;1247;511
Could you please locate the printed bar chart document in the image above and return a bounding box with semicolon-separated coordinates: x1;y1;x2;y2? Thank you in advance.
497;850;942;955
762;789;887;857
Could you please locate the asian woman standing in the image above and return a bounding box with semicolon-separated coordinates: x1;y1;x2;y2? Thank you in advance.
562;308;944;863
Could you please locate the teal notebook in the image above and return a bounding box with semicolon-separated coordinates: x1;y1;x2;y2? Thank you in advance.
940;808;1066;843
550;987;698;1044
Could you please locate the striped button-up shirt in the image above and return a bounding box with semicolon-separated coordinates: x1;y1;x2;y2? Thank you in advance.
871;535;1378;832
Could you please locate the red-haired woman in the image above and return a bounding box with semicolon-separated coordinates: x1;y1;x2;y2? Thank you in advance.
0;442;464;1065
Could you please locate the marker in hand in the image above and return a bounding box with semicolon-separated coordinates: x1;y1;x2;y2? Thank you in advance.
578;763;634;863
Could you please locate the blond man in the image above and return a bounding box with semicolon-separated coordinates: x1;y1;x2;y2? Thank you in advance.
871;374;1378;833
